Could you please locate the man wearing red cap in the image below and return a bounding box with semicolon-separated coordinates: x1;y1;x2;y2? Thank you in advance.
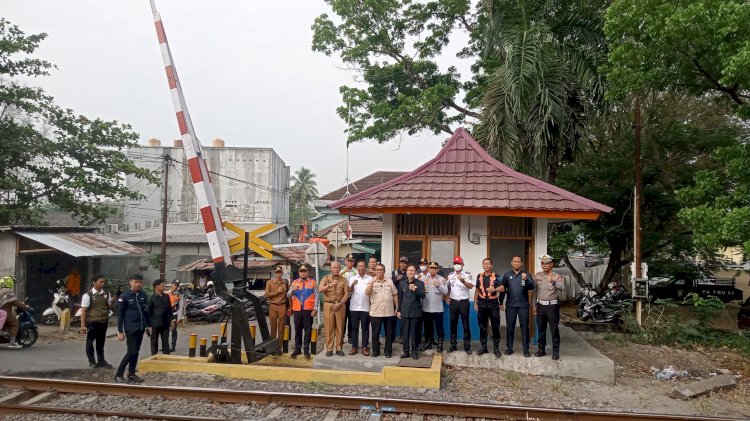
447;256;474;354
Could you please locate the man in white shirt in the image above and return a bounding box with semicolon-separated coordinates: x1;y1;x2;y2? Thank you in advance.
447;256;474;354
80;275;113;368
348;260;373;356
342;254;357;345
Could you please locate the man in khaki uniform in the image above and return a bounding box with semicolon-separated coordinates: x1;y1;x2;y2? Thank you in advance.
533;254;565;360
319;261;350;356
264;266;289;355
365;263;399;358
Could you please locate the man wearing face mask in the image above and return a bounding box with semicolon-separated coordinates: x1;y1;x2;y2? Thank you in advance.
421;261;448;352
447;256;474;354
416;258;430;281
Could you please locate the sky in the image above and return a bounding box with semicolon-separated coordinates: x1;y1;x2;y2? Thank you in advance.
3;1;473;195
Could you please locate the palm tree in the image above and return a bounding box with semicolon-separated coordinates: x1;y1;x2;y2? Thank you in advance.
290;167;319;228
475;0;607;182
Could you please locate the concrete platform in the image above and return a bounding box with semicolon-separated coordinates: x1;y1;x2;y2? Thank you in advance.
138;353;442;389
441;325;615;384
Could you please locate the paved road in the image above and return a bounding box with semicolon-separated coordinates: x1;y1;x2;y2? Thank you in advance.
0;321;257;375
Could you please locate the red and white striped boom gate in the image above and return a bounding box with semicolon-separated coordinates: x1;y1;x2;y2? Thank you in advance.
148;0;241;293
148;1;276;361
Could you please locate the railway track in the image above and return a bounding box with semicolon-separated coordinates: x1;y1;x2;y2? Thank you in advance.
0;375;744;421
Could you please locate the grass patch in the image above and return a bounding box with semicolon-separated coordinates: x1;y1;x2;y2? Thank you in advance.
623;294;750;357
502;370;522;389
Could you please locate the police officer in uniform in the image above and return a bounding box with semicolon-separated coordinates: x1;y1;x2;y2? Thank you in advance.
319;261;350;357
533;254;565;360
474;258;504;358
287;265;319;359
500;256;535;357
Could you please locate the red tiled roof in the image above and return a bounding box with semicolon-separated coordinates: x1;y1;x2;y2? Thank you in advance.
178;258;283;272
316;219;382;236
330;128;612;219
319;171;408;201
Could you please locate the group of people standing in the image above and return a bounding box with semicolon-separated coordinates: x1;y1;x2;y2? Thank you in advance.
77;274;184;384
264;253;565;361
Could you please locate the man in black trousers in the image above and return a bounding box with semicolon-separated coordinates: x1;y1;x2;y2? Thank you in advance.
79;274;113;368
115;274;151;384
397;264;425;359
147;279;173;355
500;256;535;357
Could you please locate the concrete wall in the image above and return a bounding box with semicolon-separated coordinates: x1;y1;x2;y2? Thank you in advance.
460;215;487;280
124;146;290;227
381;214;394;273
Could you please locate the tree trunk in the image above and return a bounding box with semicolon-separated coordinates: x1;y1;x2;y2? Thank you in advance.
597;246;632;294
563;256;586;288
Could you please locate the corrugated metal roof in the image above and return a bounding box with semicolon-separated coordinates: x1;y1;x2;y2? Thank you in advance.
316;219;382;236
17;232;145;257
178;258;284;272
330;128;613;215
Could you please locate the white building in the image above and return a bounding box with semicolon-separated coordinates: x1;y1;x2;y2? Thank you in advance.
123;138;290;227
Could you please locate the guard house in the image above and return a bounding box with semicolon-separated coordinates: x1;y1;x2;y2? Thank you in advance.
330;128;612;285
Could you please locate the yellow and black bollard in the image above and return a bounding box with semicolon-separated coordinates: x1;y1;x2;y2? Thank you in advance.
211;334;219;348
282;325;290;354
310;328;318;355
199;337;207;357
220;323;227;344
188;333;197;358
249;324;256;350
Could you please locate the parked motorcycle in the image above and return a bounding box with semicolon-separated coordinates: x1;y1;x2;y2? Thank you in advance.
0;307;39;347
42;280;82;325
577;282;630;323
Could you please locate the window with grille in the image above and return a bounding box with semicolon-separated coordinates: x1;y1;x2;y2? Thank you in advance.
488;216;532;238
395;214;459;236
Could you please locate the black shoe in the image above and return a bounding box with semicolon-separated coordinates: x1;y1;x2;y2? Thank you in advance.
505;349;514;355
552;351;560;360
465;348;472;355
127;374;144;384
336;351;345;357
476;347;488;356
535;349;546;357
437;342;444;353
114;376;127;384
290;349;301;359
447;344;458;353
400;352;410;358
424;342;433;350
371;352;380;358
326;351;333;357
275;349;284;356
385;353;392;358
170;347;176;353
412;353;419;360
494;348;502;358
96;361;113;369
523;350;531;357
89;362;97;369
304;351;311;359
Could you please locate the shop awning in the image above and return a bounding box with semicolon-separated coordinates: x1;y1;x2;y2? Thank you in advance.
16;232;145;257
352;243;376;254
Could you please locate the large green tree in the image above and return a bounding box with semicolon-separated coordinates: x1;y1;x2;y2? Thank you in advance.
554;93;746;284
0;19;158;225
677;143;750;259
605;0;750;117
476;0;608;181
312;0;481;143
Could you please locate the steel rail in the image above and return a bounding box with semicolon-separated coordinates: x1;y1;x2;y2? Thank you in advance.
0;376;743;421
0;403;227;421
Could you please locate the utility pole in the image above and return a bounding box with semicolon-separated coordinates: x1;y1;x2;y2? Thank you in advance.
160;154;171;280
633;97;643;327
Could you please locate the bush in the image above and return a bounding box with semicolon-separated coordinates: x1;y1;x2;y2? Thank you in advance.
623;295;750;357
